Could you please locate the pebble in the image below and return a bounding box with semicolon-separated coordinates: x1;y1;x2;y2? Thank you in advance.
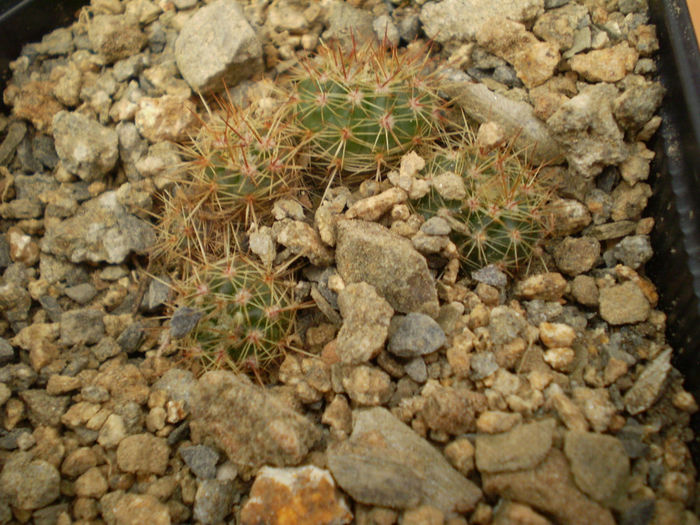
342;365;393;406
553;236;600;275
623;347;672;415
116;433;170;475
599;281;651;325
336;282;393;364
193;479;235;525
569;42;639;82
240;466;352;525
180;445;219;480
0;452;60;510
612;234;653;269
388;313;446;358
112;493;171;525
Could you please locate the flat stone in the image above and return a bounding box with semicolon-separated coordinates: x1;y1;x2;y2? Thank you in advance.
388;313;446;358
483;449;615;525
623;347;672;415
336;220;439;317
327;407;482;513
336;283;393;364
175;0;263;93
0;120;27;165
420;0;544;42
599;281;650;325
240;466;352;525
189;371;321;478
18;390;70;427
475;419;555;473
563;431;630;507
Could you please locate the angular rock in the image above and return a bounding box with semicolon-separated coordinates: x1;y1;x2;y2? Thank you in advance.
112;493;171;525
624;347;672;415
563;431;630;507
569;42;638;83
116;434;170;475
420;383;487;435
240;466;352;525
327;407;482;513
272;220;334;267
175;0;263;93
483;450;615;525
612;235;653;270
336;220;439;317
193;479;235;525
336;282;393;364
476;17;559;88
42;190;155;264
342;365;393;406
135;96;198;143
0;451;60;510
547;84;627;178
52;111;118;181
60;309;104;346
553;236;600;276
388;313;446;358
420;0;544;42
189;371;321;478
599;281;650;325
87;14;147;63
18;390;70;427
475;419;555;473
180;445;219;480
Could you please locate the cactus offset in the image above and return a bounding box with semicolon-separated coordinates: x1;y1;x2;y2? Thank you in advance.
286;38;447;185
413;136;551;271
170;253;299;378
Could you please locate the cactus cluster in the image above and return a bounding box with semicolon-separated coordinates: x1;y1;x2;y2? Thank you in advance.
285;38;447;184
154;37;552;379
171;254;298;379
413;136;551;271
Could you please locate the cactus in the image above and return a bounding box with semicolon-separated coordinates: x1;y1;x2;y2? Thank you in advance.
285;37;448;185
183;98;303;226
170;253;299;378
413;137;551;271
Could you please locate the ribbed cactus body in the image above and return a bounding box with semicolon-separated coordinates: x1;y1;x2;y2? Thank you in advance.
414;141;550;271
173;256;296;376
289;39;446;181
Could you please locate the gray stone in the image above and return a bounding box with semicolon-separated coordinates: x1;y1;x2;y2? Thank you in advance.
175;0;263;94
476;419;555;473
483;450;615;525
0;120;27;165
547;84;627;178
336;282;394;364
18;390;70;427
0;338;14;365
181;445;220;480
488;306;527;345
324;0;376;49
624;347;672;415
404;357;428;383
420;0;544;43
52;111;118;181
613;78;664;132
598;281;650;325
336;220;439;317
64;283;97;304
60;309;105;346
0;363;37;391
35;27;74;55
564;431;630;507
87;14;147;63
32;134;59;169
388;313;446;358
470;352;499;380
0;452;60;510
42;190;156;264
611;235;653;269
327;407;482;513
189;371;321;478
194;479;235;524
116;323;144;353
472;265;508;288
170;306;204;339
152;368;198;411
90;337;122;362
